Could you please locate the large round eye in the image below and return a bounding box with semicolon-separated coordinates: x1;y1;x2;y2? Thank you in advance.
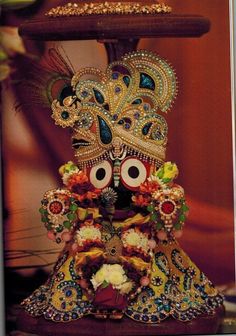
120;157;148;190
89;160;112;189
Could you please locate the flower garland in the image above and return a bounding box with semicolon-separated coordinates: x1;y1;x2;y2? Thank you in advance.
39;161;101;244
40;160;189;244
132;161;189;241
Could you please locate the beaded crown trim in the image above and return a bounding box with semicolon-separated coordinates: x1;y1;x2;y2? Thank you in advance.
46;2;172;17
51;50;177;168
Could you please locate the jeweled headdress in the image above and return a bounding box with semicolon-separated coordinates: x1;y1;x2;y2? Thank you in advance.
51;51;177;168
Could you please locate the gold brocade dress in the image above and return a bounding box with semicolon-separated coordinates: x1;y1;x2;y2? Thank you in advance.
22;195;223;324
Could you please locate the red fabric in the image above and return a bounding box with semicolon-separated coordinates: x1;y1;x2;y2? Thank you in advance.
93;285;127;310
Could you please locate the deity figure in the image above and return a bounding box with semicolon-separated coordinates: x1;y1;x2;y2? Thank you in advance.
22;50;223;323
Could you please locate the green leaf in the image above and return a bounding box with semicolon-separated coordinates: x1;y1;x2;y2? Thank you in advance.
69;203;78;211
182;204;189;212
157;167;164;178
63;221;71;229
174;222;182;230
150;212;158;221
156;222;163;230
41;216;48;223
67;212;77;221
56;225;64;233
39;207;46;214
162;177;171;183
101;280;109;288
147;204;155;212
179;214;186;222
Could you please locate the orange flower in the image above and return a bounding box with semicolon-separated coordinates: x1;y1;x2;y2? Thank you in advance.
67;171;88;188
76;194;87;202
74;190;101;202
139;180;159;194
86;190;101;199
132;194;151;207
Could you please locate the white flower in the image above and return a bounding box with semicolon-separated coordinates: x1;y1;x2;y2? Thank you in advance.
125;231;140;245
108;264;124;273
122;229;149;253
91;267;108;290
109;271;126;286
91;264;131;292
75;225;101;246
119;281;133;295
148;174;166;188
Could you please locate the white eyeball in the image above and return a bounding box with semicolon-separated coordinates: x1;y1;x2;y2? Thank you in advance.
120;157;147;190
89;160;112;189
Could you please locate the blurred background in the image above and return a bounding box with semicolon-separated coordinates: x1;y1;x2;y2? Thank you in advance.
1;0;235;333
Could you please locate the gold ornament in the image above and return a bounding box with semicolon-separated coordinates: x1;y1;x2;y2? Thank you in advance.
46;2;172;17
51;50;177;169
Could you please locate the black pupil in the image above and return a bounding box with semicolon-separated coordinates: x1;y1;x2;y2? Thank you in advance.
96;168;106;180
128;166;139;179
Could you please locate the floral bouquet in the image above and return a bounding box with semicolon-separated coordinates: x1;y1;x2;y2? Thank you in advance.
132;162;189;241
91;264;133;311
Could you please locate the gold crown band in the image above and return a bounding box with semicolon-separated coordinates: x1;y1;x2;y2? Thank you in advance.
116;126;165;162
46;2;172;17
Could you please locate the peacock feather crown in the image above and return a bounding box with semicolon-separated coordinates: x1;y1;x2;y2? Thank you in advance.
51;50;177;169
